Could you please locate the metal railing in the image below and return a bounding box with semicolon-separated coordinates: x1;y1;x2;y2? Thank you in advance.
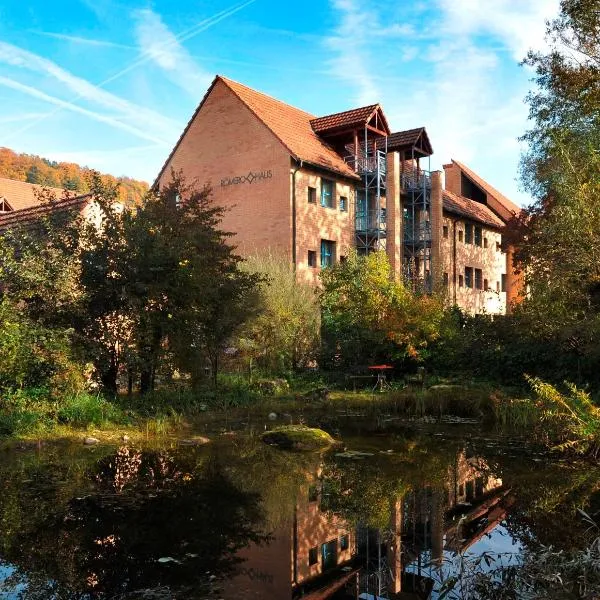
356;209;386;233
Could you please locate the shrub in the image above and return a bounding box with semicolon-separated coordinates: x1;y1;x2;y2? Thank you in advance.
527;376;600;457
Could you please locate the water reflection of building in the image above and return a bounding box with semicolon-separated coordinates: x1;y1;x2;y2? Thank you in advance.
223;476;358;599
225;450;509;600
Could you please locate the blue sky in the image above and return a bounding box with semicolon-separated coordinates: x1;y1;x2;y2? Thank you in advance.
0;0;559;205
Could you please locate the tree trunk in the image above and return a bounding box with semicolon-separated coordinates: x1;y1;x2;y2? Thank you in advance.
101;351;118;396
140;368;152;395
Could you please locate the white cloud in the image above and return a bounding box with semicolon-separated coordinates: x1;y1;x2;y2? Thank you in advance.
436;0;559;60
324;0;560;205
132;9;212;97
325;0;381;106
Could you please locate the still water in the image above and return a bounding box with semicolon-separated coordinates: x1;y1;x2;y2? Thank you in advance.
0;419;598;599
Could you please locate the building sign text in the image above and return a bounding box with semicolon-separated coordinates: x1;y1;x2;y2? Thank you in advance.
221;170;272;187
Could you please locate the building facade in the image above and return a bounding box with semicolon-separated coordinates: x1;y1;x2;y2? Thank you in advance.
156;75;522;314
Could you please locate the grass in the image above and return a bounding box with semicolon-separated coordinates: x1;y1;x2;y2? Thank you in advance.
3;374;597;458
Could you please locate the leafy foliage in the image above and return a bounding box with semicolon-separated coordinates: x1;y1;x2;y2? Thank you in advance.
320;251;444;369
238;251;320;375
527;376;600;458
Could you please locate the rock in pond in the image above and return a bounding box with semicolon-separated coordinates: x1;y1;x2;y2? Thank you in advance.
178;437;210;446
261;425;336;451
83;437;99;446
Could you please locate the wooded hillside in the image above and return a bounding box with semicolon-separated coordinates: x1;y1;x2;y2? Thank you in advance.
0;147;148;204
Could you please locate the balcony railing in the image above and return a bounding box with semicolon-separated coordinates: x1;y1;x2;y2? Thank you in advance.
356;209;386;233
345;149;387;176
404;219;431;243
401;170;431;191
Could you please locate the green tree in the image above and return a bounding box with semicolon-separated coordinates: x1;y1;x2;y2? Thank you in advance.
320;251;444;369
126;174;263;390
238;251;320;376
514;0;600;386
78;174;132;394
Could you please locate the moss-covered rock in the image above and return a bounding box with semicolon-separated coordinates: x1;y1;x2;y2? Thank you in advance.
261;425;336;451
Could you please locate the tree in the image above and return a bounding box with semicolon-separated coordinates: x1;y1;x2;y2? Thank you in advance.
0;190;86;395
125;173;263;390
514;0;600;385
320;251;444;370
238;251;320;376
78;174;132;394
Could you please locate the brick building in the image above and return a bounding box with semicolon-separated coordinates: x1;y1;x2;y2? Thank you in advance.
156;75;522;314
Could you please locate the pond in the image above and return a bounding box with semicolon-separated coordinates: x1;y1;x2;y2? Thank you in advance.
0;417;598;599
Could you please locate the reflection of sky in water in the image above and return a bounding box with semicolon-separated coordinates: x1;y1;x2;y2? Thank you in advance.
405;522;523;599
0;561;24;599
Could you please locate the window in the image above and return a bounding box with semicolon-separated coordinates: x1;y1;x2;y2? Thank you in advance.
443;272;449;288
309;546;318;566
474;226;482;247
484;237;488;249
496;281;500;292
339;196;348;212
465;224;473;244
340;534;349;551
308;250;317;268
308;484;318;502
458;230;464;243
484;278;489;290
443;225;449;239
321;540;338;571
321;179;334;208
308;186;316;204
475;268;483;290
496;241;502;252
459;274;464;287
321;240;335;268
465;267;473;289
501;274;507;292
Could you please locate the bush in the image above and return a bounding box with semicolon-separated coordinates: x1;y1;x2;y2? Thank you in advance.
528;376;600;457
0;299;86;396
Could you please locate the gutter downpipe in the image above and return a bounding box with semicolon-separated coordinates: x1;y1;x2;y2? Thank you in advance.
291;159;303;271
453;220;457;305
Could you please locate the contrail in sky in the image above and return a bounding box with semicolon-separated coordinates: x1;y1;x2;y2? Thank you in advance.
3;0;257;142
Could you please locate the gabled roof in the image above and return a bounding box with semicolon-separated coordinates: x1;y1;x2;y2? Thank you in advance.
0;177;68;212
155;75;360;185
443;190;505;229
448;159;521;221
378;127;433;157
310;104;390;135
0;194;90;233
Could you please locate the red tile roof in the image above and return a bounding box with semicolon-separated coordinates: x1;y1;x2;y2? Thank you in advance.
310;104;388;134
0;194;90;233
155;75;361;185
448;159;521;221
443;190;505;229
0;178;69;212
220;76;361;179
377;127;433;156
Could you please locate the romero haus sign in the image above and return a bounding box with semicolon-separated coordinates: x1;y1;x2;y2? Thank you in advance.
220;170;273;187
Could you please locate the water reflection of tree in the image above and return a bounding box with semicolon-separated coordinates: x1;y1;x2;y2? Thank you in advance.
0;446;270;598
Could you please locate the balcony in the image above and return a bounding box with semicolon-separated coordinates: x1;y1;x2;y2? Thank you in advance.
401;170;431;191
356;209;386;234
345;149;387;177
